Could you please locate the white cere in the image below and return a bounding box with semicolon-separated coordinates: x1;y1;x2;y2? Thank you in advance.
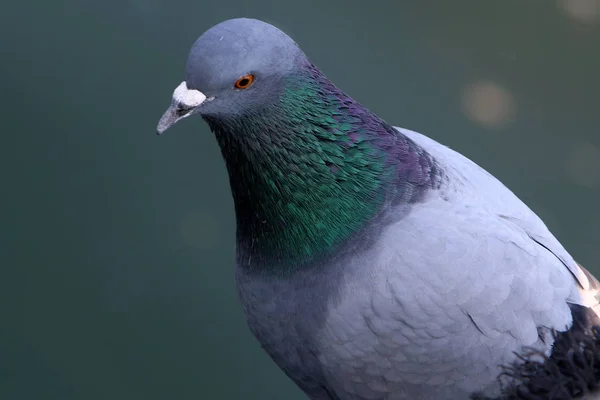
172;81;207;108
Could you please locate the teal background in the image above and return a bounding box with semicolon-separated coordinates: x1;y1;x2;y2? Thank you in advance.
2;1;599;399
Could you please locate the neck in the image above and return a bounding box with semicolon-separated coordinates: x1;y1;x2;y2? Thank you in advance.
206;64;440;273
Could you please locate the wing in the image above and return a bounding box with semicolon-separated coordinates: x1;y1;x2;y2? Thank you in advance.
320;204;587;399
397;125;600;312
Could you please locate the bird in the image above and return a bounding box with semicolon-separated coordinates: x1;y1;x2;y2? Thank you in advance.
156;18;600;400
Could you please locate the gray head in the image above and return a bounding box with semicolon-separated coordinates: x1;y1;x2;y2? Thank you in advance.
157;18;306;134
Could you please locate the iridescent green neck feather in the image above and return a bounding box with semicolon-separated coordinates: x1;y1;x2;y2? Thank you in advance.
205;66;438;273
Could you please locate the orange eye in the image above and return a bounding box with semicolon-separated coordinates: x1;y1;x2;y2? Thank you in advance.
235;74;255;89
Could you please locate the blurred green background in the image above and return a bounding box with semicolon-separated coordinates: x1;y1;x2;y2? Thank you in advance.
1;1;599;399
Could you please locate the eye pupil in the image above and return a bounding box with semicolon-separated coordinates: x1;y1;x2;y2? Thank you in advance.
235;74;254;89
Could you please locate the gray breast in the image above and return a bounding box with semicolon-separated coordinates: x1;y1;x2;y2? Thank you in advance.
235;260;347;399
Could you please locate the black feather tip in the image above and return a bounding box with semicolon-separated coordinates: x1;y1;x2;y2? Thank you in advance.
472;327;600;399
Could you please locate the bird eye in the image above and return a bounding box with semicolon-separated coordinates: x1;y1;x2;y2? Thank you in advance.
234;74;255;89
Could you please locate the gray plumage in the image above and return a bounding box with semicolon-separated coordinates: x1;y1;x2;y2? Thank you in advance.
156;18;600;400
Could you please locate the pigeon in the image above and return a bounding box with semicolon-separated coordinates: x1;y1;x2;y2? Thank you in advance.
156;18;600;400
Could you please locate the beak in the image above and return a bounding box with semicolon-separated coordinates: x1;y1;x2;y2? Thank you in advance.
156;81;207;135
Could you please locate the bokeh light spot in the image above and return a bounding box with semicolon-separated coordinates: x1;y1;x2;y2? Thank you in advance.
461;81;516;128
559;0;600;23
